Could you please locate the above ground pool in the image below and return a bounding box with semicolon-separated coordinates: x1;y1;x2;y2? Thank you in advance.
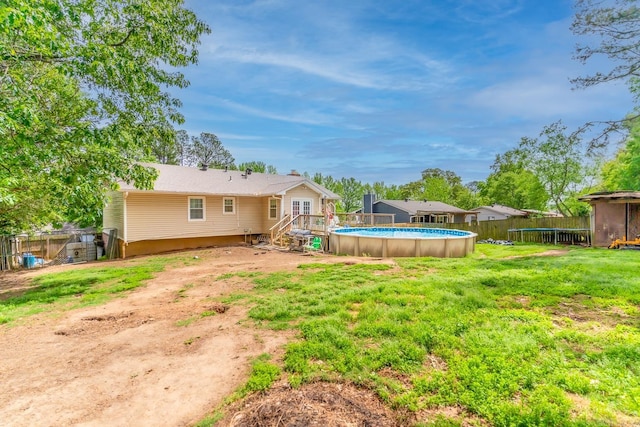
329;227;476;258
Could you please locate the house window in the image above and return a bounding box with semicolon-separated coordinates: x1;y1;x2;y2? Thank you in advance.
436;215;449;224
269;198;278;219
188;197;205;221
223;197;236;214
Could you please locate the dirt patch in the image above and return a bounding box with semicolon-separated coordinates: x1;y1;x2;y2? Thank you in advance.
550;297;637;328
504;249;570;259
219;381;408;427
0;246;394;427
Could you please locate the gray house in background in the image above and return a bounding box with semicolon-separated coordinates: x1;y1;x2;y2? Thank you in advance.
361;194;474;224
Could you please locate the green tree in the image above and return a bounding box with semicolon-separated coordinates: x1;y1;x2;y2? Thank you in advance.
455;182;485;210
236;161;277;174
0;0;209;233
151;129;189;165
521;122;593;216
483;122;595;216
312;173;339;194
311;173;364;213
480;169;548;211
479;148;548;211
398;168;478;208
335;177;364;213
601;117;640;190
187;133;235;169
362;181;403;201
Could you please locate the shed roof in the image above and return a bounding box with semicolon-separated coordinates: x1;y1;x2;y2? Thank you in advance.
117;163;340;199
579;191;640;202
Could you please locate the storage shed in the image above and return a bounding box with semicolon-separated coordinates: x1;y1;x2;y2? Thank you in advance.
579;191;640;247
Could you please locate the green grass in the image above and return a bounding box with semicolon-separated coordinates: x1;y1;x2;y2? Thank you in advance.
0;255;178;325
4;244;639;426
233;245;640;426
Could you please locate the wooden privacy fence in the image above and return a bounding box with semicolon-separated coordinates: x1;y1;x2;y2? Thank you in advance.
401;216;591;243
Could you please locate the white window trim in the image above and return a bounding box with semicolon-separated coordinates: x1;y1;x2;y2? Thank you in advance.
223;197;236;215
188;196;206;222
291;198;313;216
268;198;278;220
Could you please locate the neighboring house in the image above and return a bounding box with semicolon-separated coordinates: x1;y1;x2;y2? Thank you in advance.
466;204;528;222
520;209;564;218
360;194;475;224
579;191;640;247
466;205;564;222
103;163;340;258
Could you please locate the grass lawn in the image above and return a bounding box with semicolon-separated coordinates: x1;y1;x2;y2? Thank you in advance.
0;254;196;325
219;245;640;426
2;245;638;426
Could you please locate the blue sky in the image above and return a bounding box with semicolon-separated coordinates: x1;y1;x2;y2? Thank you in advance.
176;0;634;185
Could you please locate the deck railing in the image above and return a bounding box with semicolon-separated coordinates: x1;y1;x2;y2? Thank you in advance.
269;214;292;246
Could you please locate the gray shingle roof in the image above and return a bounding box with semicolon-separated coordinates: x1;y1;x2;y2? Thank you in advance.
378;199;471;214
118;163;340;199
474;204;527;216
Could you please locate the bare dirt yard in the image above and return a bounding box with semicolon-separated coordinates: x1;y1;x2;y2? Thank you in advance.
0;246;397;427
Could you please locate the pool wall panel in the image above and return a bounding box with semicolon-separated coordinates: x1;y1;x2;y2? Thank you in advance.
329;228;476;258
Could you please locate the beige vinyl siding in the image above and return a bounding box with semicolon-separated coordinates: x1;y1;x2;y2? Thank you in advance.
103;191;125;239
125;193;269;242
235;196;265;235
283;185;323;216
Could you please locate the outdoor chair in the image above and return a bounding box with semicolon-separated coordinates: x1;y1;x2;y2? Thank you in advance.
303;236;323;253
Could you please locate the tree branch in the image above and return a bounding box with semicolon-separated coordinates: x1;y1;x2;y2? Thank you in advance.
107;27;136;48
1;53;67;63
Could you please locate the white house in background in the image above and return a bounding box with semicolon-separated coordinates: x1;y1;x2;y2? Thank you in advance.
103;163;339;258
466;204;528;222
466;204;564;222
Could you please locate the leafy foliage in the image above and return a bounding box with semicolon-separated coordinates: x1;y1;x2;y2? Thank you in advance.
150;129;189;165
600;117;640;190
0;0;210;233
235;161;278;174
312;173;365;212
400;168;483;210
481;122;595;216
